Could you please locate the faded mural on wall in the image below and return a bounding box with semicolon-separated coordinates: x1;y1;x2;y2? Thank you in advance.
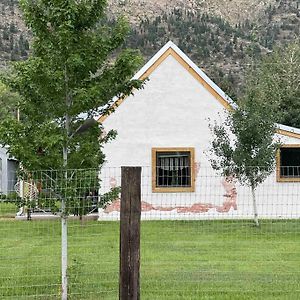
103;163;238;214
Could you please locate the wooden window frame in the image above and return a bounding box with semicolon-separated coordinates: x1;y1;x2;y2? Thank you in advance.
152;147;195;193
276;144;300;182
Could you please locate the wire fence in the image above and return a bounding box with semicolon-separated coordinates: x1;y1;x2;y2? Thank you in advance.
0;166;299;299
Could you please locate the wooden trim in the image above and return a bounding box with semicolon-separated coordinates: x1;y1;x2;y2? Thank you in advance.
98;49;173;124
140;48;173;80
276;144;300;182
169;49;232;111
98;97;126;123
151;147;195;193
276;129;300;140
278;144;300;148
276;148;280;182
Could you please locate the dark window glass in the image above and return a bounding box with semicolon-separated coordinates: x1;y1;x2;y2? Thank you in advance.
280;148;300;178
156;151;191;187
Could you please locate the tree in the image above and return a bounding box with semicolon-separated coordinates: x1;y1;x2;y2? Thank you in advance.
0;81;19;119
0;2;143;297
246;41;300;128
0;0;143;219
209;96;279;227
0;0;143;172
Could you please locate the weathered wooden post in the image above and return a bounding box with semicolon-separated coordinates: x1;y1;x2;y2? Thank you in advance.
120;167;141;300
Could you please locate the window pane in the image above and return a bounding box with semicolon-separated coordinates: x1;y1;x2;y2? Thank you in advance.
280;148;300;178
156;151;191;187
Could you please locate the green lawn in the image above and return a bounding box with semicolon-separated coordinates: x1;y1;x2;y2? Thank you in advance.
0;202;18;218
0;219;299;299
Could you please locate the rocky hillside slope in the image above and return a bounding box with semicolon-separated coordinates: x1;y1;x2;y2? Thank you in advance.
107;0;277;25
0;0;299;96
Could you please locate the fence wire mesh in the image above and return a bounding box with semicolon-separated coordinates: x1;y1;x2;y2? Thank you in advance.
0;166;299;299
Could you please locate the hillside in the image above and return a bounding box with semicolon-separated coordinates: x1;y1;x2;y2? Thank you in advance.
124;0;299;96
0;0;29;67
0;0;299;97
107;0;277;25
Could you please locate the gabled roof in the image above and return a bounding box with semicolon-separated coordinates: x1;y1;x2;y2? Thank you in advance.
98;41;236;123
276;123;300;139
98;41;300;140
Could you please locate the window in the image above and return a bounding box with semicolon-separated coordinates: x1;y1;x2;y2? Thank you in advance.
152;148;195;192
276;145;300;182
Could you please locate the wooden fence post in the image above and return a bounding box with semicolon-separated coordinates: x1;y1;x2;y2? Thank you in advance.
120;167;141;300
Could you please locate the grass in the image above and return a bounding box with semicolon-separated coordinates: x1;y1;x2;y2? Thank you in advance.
0;219;299;299
0;202;18;218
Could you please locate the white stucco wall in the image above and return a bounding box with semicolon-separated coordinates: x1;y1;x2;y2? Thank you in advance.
98;54;300;220
102;55;225;167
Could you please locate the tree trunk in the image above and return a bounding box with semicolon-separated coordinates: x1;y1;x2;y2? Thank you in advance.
62;145;68;300
61;64;71;300
251;185;259;227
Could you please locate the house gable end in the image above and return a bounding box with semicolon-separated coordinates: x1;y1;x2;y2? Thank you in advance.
98;42;233;123
98;41;300;141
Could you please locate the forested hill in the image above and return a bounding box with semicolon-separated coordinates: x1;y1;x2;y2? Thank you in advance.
0;0;299;97
124;1;299;97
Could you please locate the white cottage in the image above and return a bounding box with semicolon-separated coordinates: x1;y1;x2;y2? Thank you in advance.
98;41;300;220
